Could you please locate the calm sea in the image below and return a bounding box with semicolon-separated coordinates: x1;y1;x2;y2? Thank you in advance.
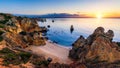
38;18;120;46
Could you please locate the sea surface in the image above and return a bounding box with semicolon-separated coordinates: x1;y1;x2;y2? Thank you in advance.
38;18;120;47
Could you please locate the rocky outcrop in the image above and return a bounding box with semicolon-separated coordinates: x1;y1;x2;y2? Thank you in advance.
0;13;48;68
0;13;46;48
69;27;120;68
3;32;27;48
19;18;38;32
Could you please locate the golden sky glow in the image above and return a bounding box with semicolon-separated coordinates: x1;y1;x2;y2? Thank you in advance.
77;12;120;18
96;13;102;19
0;0;120;17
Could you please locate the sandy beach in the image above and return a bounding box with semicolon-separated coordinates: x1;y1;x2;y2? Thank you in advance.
27;41;73;64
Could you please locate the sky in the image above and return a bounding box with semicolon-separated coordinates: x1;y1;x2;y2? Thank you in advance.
0;0;120;17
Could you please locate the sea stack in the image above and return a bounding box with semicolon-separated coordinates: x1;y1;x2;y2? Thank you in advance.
70;25;74;33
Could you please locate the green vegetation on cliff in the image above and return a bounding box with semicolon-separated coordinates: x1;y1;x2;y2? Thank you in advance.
0;13;47;67
18;52;32;63
0;20;8;24
0;48;32;65
19;31;27;35
117;42;120;47
0;31;4;42
0;24;5;28
0;13;12;20
0;13;14;33
0;31;4;35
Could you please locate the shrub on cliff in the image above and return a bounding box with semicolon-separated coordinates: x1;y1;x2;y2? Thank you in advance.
30;55;49;67
4;15;12;20
3;52;32;65
19;31;27;35
33;60;49;66
0;31;4;35
18;52;32;63
0;13;12;20
0;48;20;65
0;36;3;42
0;48;32;65
117;42;120;47
0;48;14;54
0;13;4;15
0;13;12;25
0;24;5;28
0;31;4;42
0;20;8;24
7;22;15;26
3;53;20;65
17;16;23;21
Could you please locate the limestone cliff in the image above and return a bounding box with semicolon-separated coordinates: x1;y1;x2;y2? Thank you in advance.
0;13;46;48
0;13;48;68
69;27;120;68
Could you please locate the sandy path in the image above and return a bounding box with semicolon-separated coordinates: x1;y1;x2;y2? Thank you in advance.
27;41;73;64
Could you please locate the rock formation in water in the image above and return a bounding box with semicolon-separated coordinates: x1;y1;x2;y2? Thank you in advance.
69;27;120;68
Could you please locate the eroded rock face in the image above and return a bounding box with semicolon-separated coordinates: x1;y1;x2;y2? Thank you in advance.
106;30;114;41
3;32;27;48
19;18;38;32
0;13;48;68
69;27;120;67
0;13;46;48
72;35;86;48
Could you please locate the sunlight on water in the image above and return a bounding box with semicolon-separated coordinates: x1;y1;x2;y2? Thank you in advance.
38;18;120;46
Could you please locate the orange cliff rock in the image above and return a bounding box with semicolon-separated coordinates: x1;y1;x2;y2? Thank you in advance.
0;13;47;68
0;13;46;48
69;27;120;68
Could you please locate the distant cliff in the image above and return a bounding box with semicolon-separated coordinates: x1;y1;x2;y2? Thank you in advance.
14;13;120;18
14;13;90;18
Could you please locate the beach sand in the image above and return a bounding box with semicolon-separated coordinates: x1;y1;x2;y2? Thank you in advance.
27;41;73;64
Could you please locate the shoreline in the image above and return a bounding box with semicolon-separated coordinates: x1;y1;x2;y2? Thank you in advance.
47;40;72;49
27;40;73;64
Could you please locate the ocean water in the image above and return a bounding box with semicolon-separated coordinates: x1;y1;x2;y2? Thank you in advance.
38;18;120;46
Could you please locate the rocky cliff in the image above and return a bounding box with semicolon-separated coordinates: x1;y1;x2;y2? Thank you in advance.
0;13;48;68
1;13;120;68
69;27;120;68
0;13;46;48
